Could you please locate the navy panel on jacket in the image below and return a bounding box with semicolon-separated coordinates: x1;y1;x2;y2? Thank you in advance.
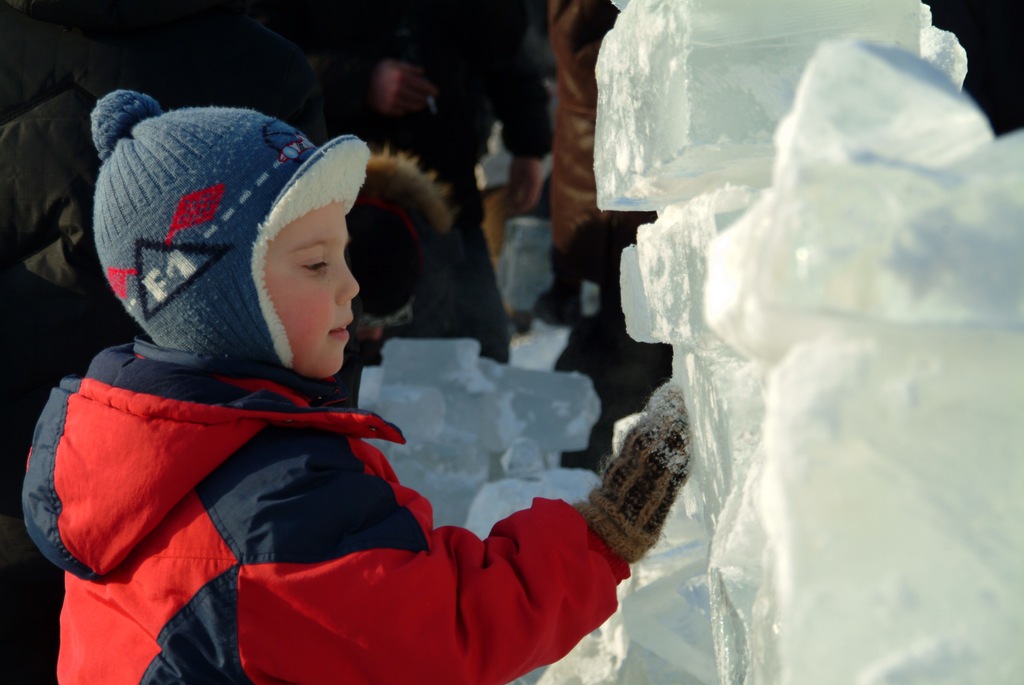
21;378;98;579
87;341;348;409
197;426;427;564
140;566;251;684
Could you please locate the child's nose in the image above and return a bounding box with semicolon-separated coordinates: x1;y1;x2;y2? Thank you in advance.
338;262;359;303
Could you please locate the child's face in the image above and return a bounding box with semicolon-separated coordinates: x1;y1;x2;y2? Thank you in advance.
264;201;359;379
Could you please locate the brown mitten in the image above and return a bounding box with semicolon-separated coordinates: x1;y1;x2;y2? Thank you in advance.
574;382;691;563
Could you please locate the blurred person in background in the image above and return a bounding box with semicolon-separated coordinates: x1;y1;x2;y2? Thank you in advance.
252;0;553;363
346;151;462;365
927;0;1024;134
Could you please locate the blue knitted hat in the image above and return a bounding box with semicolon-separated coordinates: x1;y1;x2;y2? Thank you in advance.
91;90;369;368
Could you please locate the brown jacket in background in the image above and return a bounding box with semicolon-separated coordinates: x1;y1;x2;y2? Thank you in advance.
548;0;656;287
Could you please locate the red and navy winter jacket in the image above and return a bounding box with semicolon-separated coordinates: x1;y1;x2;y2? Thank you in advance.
22;341;628;684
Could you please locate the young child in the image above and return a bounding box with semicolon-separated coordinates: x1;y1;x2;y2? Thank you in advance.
22;90;691;685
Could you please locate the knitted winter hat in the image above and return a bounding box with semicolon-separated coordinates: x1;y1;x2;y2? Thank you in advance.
91;90;369;368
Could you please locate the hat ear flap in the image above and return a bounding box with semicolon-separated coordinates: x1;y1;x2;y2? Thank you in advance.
253;136;370;367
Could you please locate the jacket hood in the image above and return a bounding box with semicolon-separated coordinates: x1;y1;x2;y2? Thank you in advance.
22;342;403;579
4;0;246;31
360;152;455;234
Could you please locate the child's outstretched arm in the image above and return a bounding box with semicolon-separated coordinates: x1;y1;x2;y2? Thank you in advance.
231;385;691;685
574;382;692;563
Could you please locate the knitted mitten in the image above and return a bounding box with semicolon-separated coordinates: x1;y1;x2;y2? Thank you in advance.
575;382;691;564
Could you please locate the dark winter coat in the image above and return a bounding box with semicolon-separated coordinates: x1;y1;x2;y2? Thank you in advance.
548;0;656;286
24;341;627;684
0;0;326;678
927;0;1024;134
250;0;552;230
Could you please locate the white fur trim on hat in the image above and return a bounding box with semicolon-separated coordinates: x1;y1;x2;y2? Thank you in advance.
251;136;370;369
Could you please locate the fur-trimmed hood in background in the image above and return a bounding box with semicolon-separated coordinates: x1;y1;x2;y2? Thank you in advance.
347;151;460;323
359;152;456;235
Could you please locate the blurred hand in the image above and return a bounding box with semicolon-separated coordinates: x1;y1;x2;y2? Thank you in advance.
505;156;544;216
367;59;440;117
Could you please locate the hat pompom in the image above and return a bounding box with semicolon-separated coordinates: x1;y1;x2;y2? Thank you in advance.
91;90;163;161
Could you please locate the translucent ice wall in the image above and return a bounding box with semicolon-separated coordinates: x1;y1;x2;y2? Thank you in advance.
361;338;600;527
542;2;1022;684
594;0;922;211
708;41;1023;683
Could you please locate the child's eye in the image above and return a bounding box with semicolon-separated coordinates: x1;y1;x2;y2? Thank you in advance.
304;261;328;273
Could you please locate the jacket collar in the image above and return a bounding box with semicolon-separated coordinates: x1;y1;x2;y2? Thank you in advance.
134;338;350;407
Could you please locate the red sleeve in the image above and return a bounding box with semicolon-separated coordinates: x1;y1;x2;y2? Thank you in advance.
237;499;626;685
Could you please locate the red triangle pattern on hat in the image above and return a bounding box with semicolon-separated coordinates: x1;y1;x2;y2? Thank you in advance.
107;267;139;299
165;183;225;244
